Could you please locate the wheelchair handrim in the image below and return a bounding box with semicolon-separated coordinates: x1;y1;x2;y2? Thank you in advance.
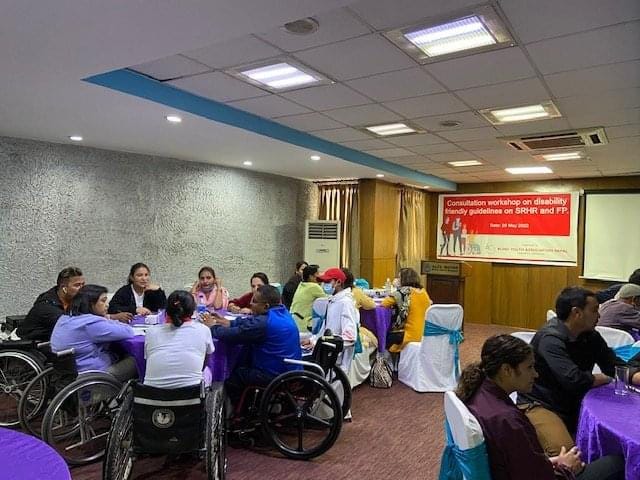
0;350;43;426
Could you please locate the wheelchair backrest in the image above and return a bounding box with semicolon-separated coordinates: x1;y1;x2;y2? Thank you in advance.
312;330;344;372
132;382;205;454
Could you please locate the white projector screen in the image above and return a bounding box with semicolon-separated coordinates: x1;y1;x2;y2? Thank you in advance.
583;192;640;281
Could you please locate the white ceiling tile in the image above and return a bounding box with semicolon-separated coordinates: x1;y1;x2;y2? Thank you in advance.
475;149;533;162
309;127;371;142
348;0;481;30
526;22;640;74
365;147;414;158
169;71;269;102
454;139;506;151
340;138;391;150
227;95;310;118
455;77;549;109
182;35;282;69
293;34;416;81
494;118;572;137
545;61;640;98
428;151;478;163
276;112;345;131
322;103;401;125
425;48;535;91
568;108;640;128
281;84;370;111
438;126;498;142
502;0;640;44
383;93;467;118
389;155;433;166
412;111;490;131
131;55;210;81
256;7;372;52
384;133;445;147
409;143;461;154
345;68;444;102
557;87;640;117
606;124;640;139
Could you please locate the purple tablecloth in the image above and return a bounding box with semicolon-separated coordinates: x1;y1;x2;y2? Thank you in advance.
117;335;243;383
0;427;71;480
360;305;392;352
576;383;640;480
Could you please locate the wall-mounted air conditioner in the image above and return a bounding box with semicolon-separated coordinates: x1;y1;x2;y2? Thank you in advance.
304;220;341;271
500;127;608;151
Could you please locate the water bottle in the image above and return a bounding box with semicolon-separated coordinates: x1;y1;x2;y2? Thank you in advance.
196;301;207;321
384;277;391;291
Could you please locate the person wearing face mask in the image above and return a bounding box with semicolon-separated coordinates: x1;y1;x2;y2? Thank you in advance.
108;263;167;316
289;264;326;332
227;272;269;315
18;267;87;341
50;285;136;382
598;283;640;332
190;266;229;311
518;286;640;457
203;285;301;407
303;267;359;372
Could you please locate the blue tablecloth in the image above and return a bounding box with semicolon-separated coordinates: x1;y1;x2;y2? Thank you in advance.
0;427;71;480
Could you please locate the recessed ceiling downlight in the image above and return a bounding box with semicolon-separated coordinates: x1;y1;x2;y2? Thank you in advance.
69;135;83;141
283;18;319;35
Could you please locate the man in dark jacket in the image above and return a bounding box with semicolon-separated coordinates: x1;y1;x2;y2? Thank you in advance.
595;268;640;303
17;267;85;340
281;261;307;309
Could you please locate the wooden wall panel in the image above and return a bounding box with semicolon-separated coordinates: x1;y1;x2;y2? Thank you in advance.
462;262;493;324
491;265;530;326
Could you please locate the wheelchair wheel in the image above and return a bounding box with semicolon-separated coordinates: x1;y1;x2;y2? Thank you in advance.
327;366;351;419
42;374;121;465
0;350;43;426
260;370;342;460
206;385;226;480
18;366;54;437
103;387;134;480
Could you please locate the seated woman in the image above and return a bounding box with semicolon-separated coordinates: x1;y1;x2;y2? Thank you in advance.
191;266;229;311
289;265;326;332
108;262;167;316
381;267;431;353
228;272;269;315
144;290;214;389
456;334;624;480
51;284;137;382
344;270;376;310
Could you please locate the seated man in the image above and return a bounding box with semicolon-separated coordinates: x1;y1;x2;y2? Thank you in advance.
598;283;640;332
205;285;302;407
458;334;625;480
518;286;640;456
17;267;86;341
596;267;640;303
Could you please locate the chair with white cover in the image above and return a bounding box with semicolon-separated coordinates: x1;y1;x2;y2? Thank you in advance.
398;304;464;392
634;341;640;348
511;331;536;344
595;326;634;348
546;310;556;322
439;391;491;480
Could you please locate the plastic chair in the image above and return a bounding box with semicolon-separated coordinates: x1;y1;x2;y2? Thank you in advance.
398;304;463;392
440;391;491;480
511;331;536;344
595;326;634;348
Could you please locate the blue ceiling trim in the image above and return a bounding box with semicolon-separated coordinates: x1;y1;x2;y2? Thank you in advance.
84;68;456;190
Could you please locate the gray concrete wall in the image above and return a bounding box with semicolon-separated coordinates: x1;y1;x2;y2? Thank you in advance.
0;136;318;317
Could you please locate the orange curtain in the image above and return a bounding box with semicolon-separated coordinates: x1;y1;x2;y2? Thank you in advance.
397;187;426;273
318;183;359;273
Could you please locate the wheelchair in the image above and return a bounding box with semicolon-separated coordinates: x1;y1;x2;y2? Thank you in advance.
228;333;346;460
103;380;226;480
0;318;47;427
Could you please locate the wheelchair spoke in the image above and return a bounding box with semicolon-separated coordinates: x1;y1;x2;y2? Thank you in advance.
296;418;304;452
304;413;332;428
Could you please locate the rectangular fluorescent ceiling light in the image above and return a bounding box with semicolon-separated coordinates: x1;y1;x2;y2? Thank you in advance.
542;151;582;161
481;101;561;125
505;166;553;175
448;160;483;167
240;62;318;89
384;5;514;63
365;123;417;136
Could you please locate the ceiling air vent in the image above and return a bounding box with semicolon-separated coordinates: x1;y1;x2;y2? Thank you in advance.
500;127;608;151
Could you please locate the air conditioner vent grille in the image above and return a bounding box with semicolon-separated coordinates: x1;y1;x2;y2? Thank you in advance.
308;222;338;240
500;127;608;152
521;137;585;150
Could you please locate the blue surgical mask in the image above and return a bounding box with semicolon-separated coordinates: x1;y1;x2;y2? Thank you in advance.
323;283;334;295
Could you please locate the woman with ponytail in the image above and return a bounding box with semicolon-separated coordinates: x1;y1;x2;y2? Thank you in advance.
144;290;214;389
457;335;624;480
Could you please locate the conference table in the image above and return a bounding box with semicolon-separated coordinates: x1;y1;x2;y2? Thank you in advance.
576;383;640;480
0;427;71;480
360;304;392;352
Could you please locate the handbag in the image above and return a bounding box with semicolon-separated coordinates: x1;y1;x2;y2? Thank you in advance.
369;353;393;389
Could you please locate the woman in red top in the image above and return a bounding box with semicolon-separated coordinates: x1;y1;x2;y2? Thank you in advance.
228;272;269;314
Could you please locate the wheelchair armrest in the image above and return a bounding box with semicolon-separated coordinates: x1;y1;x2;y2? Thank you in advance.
55;348;75;358
284;359;325;377
37;341;51;350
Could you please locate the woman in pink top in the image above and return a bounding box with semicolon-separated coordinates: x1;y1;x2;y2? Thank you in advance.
191;266;229;310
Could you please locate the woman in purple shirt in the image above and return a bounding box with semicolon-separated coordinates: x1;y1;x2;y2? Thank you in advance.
456;335;624;480
51;285;136;382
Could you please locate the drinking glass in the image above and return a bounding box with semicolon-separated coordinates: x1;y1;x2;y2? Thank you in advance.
614;365;629;396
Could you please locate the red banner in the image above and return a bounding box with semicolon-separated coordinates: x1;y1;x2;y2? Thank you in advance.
442;193;572;236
